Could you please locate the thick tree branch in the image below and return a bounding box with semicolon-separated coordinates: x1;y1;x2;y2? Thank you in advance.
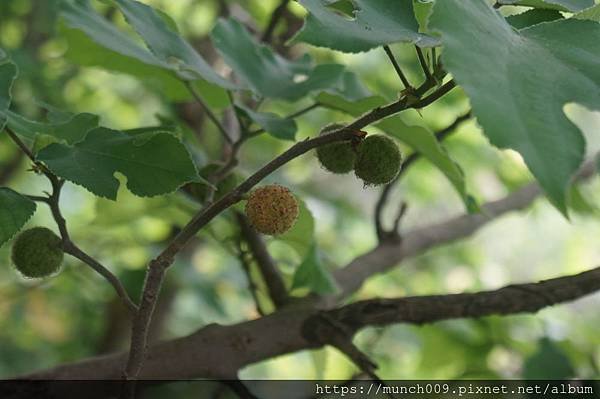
24;265;600;380
331;266;600;330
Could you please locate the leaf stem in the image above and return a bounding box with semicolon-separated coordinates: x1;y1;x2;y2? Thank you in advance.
4;127;37;164
383;45;413;90
415;46;434;82
185;81;233;145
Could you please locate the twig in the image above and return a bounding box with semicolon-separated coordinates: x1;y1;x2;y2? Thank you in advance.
261;0;291;43
185;81;233;145
227;91;247;134
374;110;472;241
302;312;384;385
286;102;321;119
237;212;288;308
383;45;413;90
45;178;138;315
236;240;266;316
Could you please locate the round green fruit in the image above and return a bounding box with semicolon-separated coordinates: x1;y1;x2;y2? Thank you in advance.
188;163;239;203
354;134;402;186
11;227;64;279
245;184;299;236
316;124;356;174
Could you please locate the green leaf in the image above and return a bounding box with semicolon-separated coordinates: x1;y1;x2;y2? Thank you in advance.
292;0;438;53
0;188;37;248
326;70;372;101
277;200;315;259
318;93;473;210
59;0;229;106
211;18;363;102
507;9;563;29
430;0;600;214
574;4;600;21
37;127;200;200
499;0;594;12
0;60;18;131
235;104;297;141
523;338;574;379
6;110;99;148
112;0;236;89
568;185;598;215
413;0;434;33
291;244;339;295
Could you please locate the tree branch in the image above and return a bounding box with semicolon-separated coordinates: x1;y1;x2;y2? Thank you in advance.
23;264;600;380
331;266;600;330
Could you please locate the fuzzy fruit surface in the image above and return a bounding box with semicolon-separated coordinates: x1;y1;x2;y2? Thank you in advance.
188;163;239;203
245;184;299;235
355;135;402;186
316;124;356;174
11;227;64;278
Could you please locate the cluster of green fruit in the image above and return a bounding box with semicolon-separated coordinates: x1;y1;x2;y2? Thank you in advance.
10;227;64;279
243;125;402;237
316;124;403;186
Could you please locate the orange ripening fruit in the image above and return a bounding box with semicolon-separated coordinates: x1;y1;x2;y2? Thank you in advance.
245;184;299;235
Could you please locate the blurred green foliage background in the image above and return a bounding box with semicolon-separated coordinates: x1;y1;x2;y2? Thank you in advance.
1;0;600;382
